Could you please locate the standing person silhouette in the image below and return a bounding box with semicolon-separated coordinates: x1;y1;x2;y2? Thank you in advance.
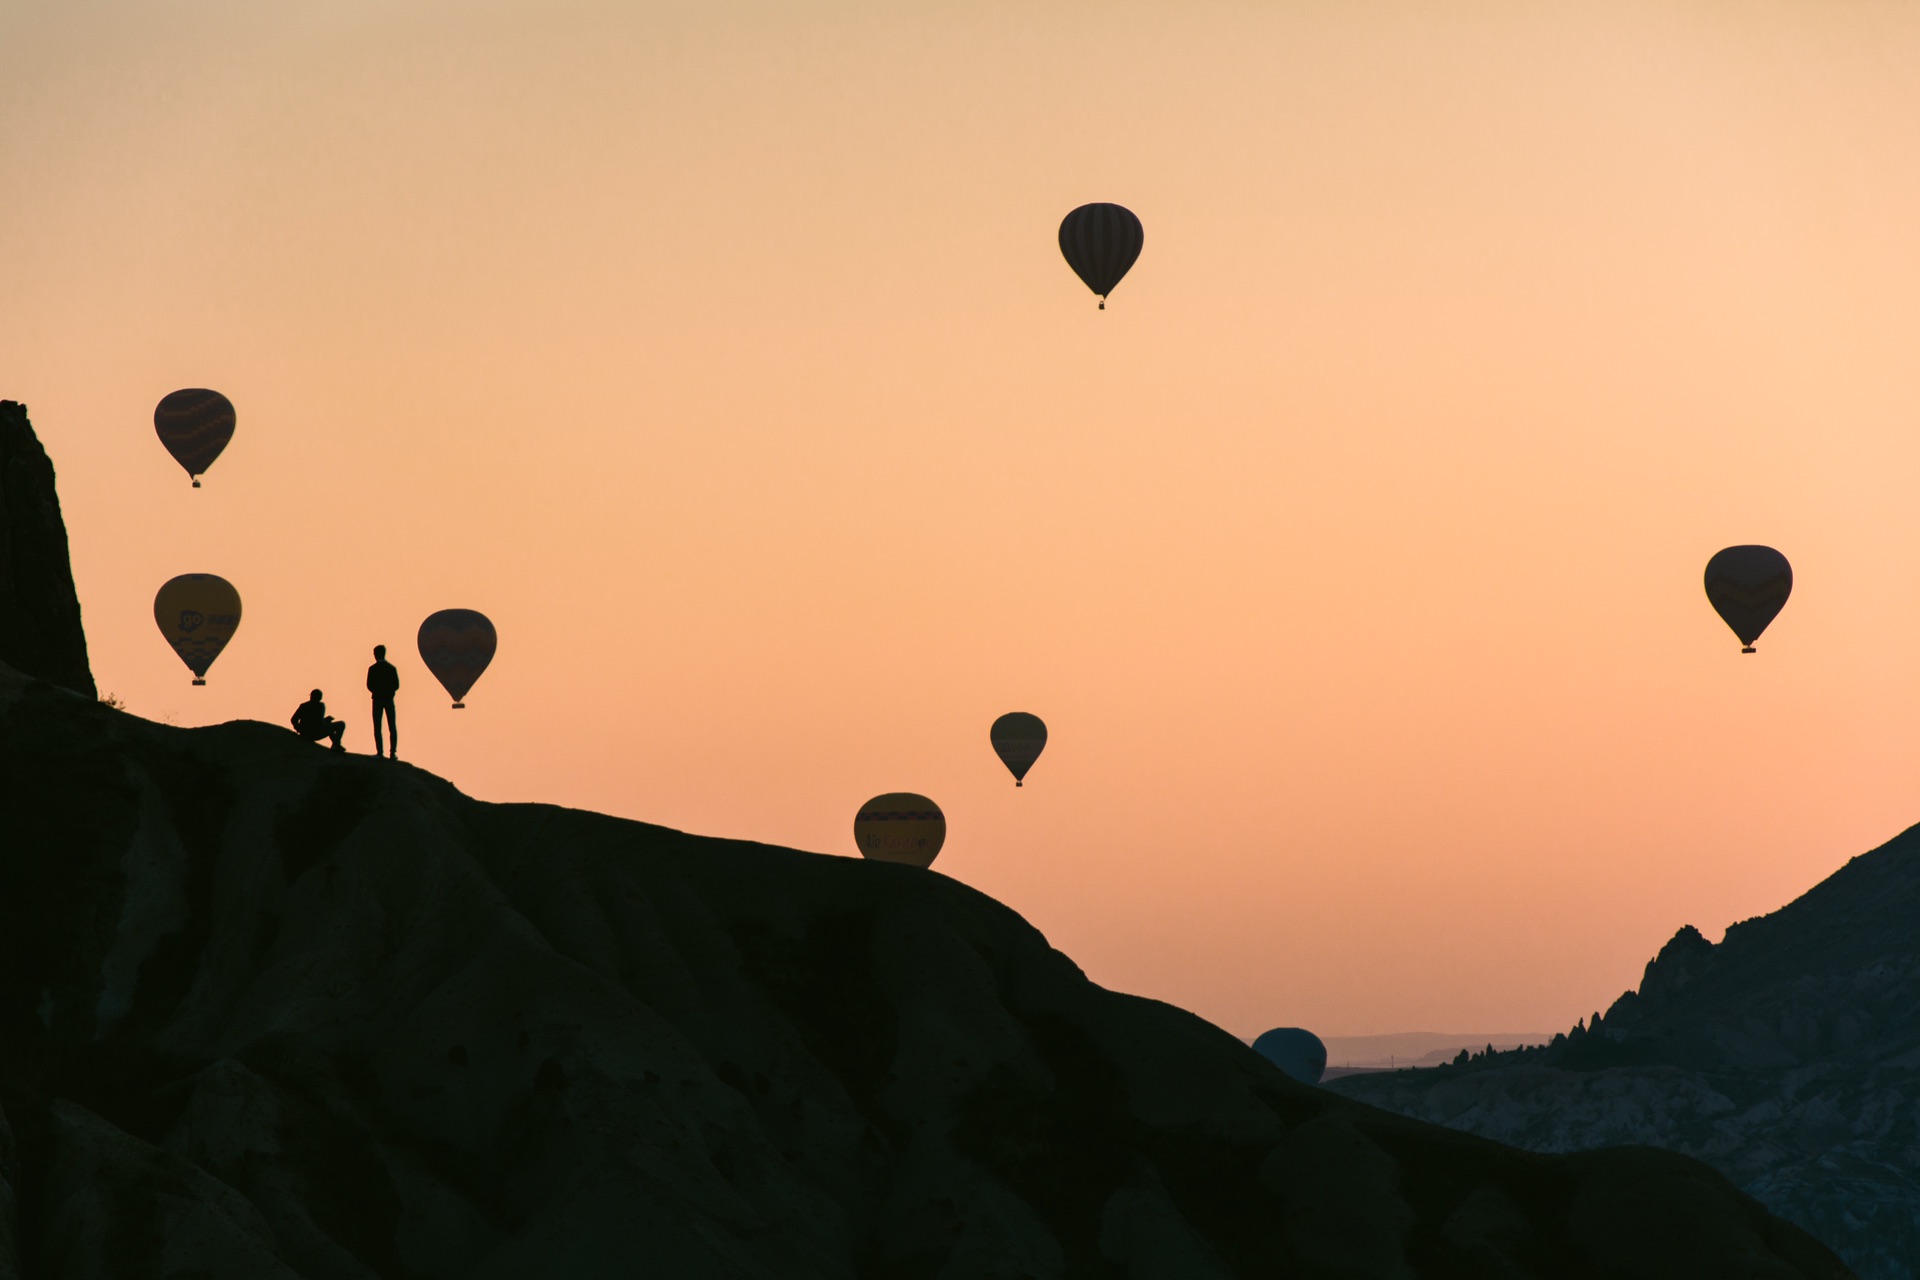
367;644;400;759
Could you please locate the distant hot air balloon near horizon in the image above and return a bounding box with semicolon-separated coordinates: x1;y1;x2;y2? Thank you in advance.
417;609;497;708
853;793;946;868
1253;1028;1328;1085
990;712;1048;787
1704;546;1792;653
153;574;242;685
1058;203;1143;309
154;390;235;487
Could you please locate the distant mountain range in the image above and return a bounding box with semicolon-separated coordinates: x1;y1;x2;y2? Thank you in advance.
1333;825;1920;1280
1320;1032;1554;1072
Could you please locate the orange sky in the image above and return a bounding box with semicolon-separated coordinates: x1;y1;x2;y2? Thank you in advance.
7;0;1920;1038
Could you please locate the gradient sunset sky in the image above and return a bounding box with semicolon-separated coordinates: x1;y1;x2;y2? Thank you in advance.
8;0;1920;1039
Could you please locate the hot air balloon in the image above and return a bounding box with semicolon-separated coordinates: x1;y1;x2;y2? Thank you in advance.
1058;203;1143;309
154;390;235;487
1704;546;1792;653
990;712;1047;787
153;574;242;685
853;793;945;868
417;609;497;708
1253;1028;1328;1085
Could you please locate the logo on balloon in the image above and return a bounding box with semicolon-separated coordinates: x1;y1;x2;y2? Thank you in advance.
178;610;204;632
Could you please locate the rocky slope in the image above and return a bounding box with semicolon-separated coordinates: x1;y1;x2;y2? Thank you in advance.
0;406;1851;1277
1334;831;1920;1280
0;402;92;697
0;669;1855;1278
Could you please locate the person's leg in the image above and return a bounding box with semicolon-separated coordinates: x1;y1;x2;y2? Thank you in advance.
329;719;346;750
380;701;397;758
372;701;385;756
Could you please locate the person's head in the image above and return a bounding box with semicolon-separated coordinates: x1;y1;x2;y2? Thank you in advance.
374;645;386;659
310;689;323;701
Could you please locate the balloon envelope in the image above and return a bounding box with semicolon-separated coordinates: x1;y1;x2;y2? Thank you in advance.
853;793;946;868
1058;203;1143;308
417;609;497;707
154;390;235;486
153;574;242;683
1253;1028;1328;1085
990;712;1048;786
1704;545;1792;652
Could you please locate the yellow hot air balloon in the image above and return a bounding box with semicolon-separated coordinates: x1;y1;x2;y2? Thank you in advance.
154;574;242;685
853;793;946;868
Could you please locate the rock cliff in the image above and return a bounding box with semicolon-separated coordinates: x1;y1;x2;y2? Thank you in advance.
1334;829;1920;1280
0;402;92;699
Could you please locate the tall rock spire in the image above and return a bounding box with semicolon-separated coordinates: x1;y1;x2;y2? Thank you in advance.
0;401;95;697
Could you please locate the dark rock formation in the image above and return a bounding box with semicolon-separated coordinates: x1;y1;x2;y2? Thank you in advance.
0;673;1849;1278
1334;828;1920;1280
0;396;1847;1276
0;403;92;698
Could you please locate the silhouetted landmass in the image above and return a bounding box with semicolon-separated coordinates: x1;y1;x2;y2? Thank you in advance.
0;403;92;697
0;671;1853;1278
0;418;1849;1276
1333;830;1920;1280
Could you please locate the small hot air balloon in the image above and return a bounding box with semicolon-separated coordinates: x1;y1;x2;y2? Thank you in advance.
1704;546;1792;653
1058;203;1143;309
990;712;1047;787
417;609;497;708
854;793;946;868
154;390;235;488
153;574;242;685
1253;1028;1328;1085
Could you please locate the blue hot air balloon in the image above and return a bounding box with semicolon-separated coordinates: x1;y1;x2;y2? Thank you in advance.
1253;1027;1327;1085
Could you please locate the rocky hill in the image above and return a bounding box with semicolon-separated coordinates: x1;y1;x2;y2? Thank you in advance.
0;405;1850;1277
0;668;1856;1279
1333;831;1920;1280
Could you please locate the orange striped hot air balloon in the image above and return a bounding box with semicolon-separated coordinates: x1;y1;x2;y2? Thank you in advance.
417;609;497;708
154;390;235;487
853;794;945;868
153;574;242;684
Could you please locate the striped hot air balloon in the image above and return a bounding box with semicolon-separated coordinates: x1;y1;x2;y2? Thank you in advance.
853;793;946;868
1704;546;1792;653
153;574;242;684
154;390;236;487
1058;203;1143;309
417;609;497;708
990;712;1047;787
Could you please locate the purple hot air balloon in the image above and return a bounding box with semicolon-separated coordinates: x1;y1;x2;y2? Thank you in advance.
417;609;497;708
154;389;235;487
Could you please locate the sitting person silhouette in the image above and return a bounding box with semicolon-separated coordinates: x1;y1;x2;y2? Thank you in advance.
291;689;346;751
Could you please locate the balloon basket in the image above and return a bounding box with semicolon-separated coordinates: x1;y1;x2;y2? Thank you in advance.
1741;646;1756;654
192;678;206;686
191;479;202;488
1015;781;1023;787
452;702;465;709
